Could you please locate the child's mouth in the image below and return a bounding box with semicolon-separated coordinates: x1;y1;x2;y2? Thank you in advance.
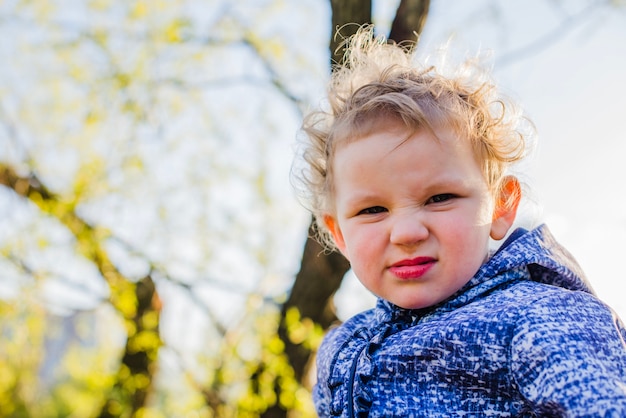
389;257;436;280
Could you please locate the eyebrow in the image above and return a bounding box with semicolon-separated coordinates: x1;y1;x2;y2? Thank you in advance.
341;191;381;207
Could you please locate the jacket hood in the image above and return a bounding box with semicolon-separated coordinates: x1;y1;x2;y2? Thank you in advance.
375;224;593;322
486;224;592;293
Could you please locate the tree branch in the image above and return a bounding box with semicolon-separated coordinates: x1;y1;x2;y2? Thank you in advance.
389;0;430;44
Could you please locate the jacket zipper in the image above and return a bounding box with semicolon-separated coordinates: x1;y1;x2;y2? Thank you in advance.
347;342;368;418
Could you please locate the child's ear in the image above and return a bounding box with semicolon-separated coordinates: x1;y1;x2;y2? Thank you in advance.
490;176;521;240
323;215;347;256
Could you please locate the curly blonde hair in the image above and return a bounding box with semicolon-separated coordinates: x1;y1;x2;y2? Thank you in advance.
293;26;531;249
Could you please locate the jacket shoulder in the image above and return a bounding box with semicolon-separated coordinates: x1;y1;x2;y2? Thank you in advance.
507;282;626;415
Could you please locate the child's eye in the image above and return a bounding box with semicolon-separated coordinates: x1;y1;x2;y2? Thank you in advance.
358;206;387;215
427;194;456;204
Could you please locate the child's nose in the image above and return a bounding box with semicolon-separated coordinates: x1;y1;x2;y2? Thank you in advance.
389;212;429;246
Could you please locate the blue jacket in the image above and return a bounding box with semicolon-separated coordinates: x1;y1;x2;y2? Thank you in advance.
313;225;626;417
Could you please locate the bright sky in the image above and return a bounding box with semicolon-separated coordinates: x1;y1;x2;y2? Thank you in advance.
338;0;626;320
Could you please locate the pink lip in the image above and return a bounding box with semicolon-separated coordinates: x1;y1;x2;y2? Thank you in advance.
389;257;436;280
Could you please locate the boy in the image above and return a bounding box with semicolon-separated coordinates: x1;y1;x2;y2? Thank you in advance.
293;26;626;416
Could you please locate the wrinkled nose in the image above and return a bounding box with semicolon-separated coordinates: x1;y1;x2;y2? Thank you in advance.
389;212;428;246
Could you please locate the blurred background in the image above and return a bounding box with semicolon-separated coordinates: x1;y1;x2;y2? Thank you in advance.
0;1;624;417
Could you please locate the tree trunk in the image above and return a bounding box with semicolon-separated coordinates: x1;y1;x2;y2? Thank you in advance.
389;0;430;44
99;275;161;418
329;0;373;66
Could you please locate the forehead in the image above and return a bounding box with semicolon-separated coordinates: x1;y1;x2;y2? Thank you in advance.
333;116;467;159
332;124;482;186
336;115;486;174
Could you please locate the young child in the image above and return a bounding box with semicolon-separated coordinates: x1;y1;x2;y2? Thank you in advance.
293;26;626;416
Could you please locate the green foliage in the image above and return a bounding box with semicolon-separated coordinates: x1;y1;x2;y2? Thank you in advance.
0;298;44;417
284;307;324;352
0;299;123;417
200;301;318;417
0;0;326;416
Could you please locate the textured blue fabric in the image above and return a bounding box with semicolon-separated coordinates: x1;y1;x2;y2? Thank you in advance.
314;225;626;417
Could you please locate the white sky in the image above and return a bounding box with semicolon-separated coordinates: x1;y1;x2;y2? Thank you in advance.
338;0;626;320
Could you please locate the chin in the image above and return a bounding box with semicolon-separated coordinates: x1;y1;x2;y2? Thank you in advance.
394;300;433;310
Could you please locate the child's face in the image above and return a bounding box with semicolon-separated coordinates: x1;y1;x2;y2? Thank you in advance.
324;122;516;310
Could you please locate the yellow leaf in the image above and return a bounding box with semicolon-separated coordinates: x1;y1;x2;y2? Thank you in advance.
85;111;100;126
164;20;184;43
131;1;147;18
